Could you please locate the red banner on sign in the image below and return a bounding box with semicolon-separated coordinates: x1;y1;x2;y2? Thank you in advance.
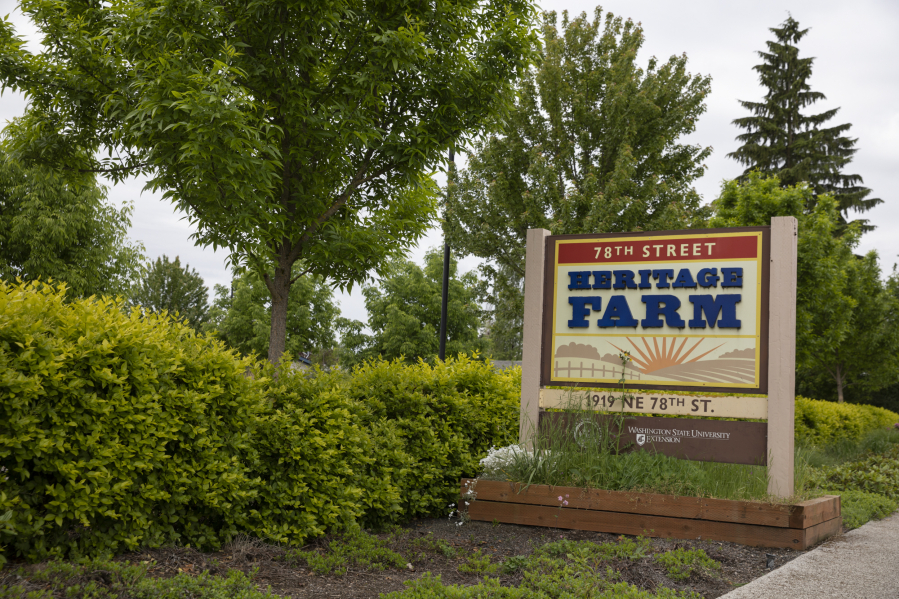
558;235;759;264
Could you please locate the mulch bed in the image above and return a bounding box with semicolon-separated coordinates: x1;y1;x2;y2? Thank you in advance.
6;517;823;599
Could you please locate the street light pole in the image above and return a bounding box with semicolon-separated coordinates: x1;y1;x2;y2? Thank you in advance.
438;148;454;361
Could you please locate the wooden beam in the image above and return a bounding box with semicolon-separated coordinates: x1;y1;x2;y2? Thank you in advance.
767;217;798;497
467;501;820;549
520;228;550;446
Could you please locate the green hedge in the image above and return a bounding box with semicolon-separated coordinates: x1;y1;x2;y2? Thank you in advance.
1;280;521;562
0;281;263;561
795;396;898;446
245;357;521;544
345;357;521;520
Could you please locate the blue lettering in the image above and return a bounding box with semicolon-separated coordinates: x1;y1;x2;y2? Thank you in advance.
721;268;743;288
697;268;719;288
653;269;675;289
688;294;742;328
598;296;638;328
638;269;652;289
568;297;602;327
641;295;685;328
613;270;637;289
592;271;612;289
672;268;697;289
568;271;592;290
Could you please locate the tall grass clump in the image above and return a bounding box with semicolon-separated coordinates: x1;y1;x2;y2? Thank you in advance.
482;383;818;502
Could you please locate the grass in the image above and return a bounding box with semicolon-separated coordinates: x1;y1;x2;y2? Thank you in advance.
655;549;721;581
287;527;407;575
381;536;711;599
798;427;899;468
485;400;816;502
826;490;898;529
0;560;279;599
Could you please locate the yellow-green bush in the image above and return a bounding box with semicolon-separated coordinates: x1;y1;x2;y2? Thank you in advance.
0;281;263;561
1;281;524;560
245;364;406;544
344;357;521;520
795;396;898;446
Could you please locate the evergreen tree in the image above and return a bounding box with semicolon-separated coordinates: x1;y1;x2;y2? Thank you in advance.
129;255;210;329
728;16;881;229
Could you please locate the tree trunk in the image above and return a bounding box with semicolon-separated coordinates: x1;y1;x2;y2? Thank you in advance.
835;365;844;403
267;259;293;364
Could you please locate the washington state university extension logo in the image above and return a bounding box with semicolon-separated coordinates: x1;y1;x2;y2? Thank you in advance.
636;434;646;446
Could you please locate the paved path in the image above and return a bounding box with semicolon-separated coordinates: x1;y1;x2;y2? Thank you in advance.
721;511;899;599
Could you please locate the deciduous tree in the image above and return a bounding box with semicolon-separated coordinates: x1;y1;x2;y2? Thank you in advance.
129;255;210;330
443;7;712;358
0;0;539;363
710;173;899;401
0;152;144;298
340;250;488;366
206;266;339;363
728;16;881;230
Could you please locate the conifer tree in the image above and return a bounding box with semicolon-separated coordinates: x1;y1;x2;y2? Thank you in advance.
728;17;881;230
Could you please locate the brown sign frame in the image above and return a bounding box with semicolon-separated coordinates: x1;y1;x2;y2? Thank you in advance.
540;226;771;394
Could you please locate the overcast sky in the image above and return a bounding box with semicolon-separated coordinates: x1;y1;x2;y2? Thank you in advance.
1;0;897;324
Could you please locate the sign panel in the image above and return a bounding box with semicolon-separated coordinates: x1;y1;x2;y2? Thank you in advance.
538;389;768;420
539;412;768;465
541;228;770;393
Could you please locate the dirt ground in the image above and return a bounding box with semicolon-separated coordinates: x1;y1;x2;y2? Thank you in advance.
53;518;814;599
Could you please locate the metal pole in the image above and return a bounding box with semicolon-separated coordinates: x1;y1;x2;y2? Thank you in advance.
438;148;454;361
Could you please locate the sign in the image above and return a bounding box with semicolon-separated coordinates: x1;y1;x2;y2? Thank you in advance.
539;412;768;466
519;219;797;496
542;228;770;393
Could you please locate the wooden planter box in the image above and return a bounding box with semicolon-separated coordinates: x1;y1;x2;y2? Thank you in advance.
461;479;841;550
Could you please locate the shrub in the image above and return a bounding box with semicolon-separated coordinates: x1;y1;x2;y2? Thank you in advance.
811;445;899;500
794;396;897;446
1;281;524;561
0;281;264;561
245;365;406;544
829;490;898;529
343;357;521;520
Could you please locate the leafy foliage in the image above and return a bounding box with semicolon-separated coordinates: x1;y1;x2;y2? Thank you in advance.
728;17;880;229
206;267;339;363
828;489;897;530
0;280;263;561
0;0;539;362
444;8;712;358
795;397;898;447
129;255;209;329
340;250;488;366
344;357;521;520
710;173;899;401
0;153;144;299
289;528;408;576
244;364;404;544
655;548;720;581
812;445;899;500
0;559;280;599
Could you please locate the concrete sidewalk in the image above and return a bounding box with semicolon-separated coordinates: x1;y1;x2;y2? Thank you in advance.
721;511;899;599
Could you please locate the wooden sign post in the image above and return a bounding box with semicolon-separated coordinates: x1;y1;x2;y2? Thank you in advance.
519;218;798;498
